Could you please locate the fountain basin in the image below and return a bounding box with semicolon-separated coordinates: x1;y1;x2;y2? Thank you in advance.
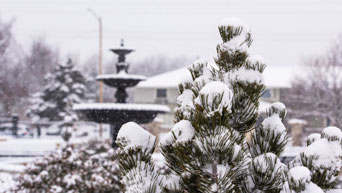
110;48;134;55
73;103;170;124
96;74;146;88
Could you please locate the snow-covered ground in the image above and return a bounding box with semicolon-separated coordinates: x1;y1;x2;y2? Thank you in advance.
0;172;16;192
0;122;111;191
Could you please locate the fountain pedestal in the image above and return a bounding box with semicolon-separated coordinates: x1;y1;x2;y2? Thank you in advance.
74;40;169;147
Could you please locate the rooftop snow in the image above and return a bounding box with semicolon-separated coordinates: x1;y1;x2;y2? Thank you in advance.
137;65;297;88
73;103;170;112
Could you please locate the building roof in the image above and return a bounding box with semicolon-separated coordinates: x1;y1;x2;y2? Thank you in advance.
137;65;297;88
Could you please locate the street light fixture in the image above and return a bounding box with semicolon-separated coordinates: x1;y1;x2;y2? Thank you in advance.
87;8;103;137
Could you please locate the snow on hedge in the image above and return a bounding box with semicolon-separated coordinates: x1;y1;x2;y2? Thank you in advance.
117;122;156;152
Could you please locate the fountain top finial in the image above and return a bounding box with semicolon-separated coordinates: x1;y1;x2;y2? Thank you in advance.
120;39;124;47
110;39;134;64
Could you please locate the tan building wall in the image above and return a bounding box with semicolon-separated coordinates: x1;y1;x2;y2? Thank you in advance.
134;86;283;130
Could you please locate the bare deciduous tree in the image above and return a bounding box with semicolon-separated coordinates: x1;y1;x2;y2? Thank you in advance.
285;35;342;127
129;54;190;77
23;37;59;94
0;18;27;116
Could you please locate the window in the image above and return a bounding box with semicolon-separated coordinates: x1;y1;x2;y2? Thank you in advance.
261;89;271;98
157;89;167;98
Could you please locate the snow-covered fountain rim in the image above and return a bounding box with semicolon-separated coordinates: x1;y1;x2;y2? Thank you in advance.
73;103;170;112
96;73;146;80
110;47;135;51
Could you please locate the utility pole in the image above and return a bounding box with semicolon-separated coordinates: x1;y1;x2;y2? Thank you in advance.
88;8;103;138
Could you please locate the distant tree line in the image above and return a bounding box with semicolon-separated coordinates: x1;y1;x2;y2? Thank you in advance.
283;35;342;128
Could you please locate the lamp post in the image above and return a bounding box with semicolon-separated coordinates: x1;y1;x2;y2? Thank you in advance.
88;8;103;137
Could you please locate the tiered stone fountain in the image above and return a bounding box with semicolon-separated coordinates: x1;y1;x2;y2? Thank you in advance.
74;40;169;147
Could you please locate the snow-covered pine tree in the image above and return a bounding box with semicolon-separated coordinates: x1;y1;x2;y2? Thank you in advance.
286;166;324;193
116;122;165;192
27;59;86;121
246;102;289;193
116;17;288;193
116;17;342;193
289;126;342;192
157;18;269;192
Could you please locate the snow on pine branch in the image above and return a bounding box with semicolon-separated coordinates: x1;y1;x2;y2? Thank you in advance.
117;122;156;152
159;120;195;146
226;67;264;85
218;17;251;52
194;81;233;117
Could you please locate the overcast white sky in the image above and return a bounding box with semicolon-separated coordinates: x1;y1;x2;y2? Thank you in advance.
1;0;342;67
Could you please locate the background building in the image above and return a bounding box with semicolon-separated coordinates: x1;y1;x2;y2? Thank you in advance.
134;65;296;128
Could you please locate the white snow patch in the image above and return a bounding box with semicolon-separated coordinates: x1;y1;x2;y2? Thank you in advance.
252;153;285;173
289;166;311;182
164;174;181;190
60;84;69;93
327;190;342;193
307;133;321;144
262;114;286;134
304;138;342;169
194;75;211;88
270;102;286;114
63;174;82;188
137;67;192;88
177;89;194;109
227;67;264;85
117;122;156;152
302;182;324;193
218;18;250;52
159;131;174;147
247;55;265;65
321;126;342;142
160;120;195;146
195;81;233;116
50;185;63;193
171;120;195;143
63;115;73;123
221;39;248;52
